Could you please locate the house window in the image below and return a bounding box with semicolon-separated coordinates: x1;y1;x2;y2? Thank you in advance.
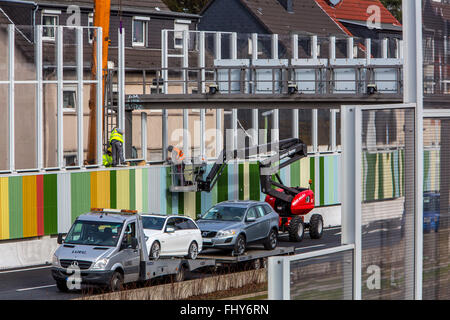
88;13;94;44
132;17;149;47
64;154;77;167
174;20;191;49
42;13;59;41
63;87;77;111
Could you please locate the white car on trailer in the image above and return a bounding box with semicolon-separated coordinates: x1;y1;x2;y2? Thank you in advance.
141;214;203;260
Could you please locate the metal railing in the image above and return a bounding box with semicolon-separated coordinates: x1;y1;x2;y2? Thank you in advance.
112;64;403;98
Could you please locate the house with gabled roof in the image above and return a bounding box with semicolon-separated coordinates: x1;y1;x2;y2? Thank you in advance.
315;0;402;40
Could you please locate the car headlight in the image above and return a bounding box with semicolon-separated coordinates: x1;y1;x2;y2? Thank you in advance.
216;229;237;238
91;258;109;270
52;254;60;267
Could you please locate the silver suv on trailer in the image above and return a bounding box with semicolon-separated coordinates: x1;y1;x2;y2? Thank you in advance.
196;201;279;255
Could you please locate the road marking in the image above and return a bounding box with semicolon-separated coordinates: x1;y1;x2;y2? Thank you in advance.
295;244;326;251
0;265;51;274
16;284;56;292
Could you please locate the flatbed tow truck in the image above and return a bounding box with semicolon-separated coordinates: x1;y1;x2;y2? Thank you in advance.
52;208;294;292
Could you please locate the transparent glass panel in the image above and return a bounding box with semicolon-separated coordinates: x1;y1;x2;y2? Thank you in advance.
298;109;313;153
361;108;415;300
63;27;77;81
15;84;37;170
290;250;353;300
0;84;8;170
15;25;36;81
318;109;330;152
43;83;57;168
167;108;184;153
422;118;450;300
259;109;274;145
148;110;163;162
205;108;219;159
279;109;294;141
0;25;9;81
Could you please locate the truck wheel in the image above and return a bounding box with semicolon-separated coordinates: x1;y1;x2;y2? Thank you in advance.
149;241;161;260
263;228;278;250
233;234;246;256
309;214;324;239
175;265;187;282
109;271;124;292
186;241;199;260
56;280;69;292
288;216;304;242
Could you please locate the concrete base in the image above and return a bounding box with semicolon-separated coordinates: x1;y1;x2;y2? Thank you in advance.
0;236;58;270
304;205;341;228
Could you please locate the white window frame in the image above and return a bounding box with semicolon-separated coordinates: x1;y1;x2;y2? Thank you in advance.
132;16;150;47
63;86;77;113
42;12;59;41
88;13;94;44
174;19;191;49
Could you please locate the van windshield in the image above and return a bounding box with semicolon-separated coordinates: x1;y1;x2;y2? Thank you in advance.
64;220;123;247
200;206;246;221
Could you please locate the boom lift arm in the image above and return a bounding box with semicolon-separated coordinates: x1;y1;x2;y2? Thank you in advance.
196;138;308;205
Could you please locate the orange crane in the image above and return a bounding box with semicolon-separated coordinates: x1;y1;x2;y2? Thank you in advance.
87;0;111;164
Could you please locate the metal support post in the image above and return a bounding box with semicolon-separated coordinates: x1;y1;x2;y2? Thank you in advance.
56;26;64;169
96;27;103;166
8;24;14;172
35;25;43;170
403;0;423;300
76;26;84;166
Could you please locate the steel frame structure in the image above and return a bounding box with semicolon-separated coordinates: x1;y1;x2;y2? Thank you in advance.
268;0;428;300
0;25;103;174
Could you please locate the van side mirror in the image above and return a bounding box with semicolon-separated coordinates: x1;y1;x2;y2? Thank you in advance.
246;216;256;223
57;233;65;244
131;237;138;250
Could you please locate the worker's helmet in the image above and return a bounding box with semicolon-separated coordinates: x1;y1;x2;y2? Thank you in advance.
116;128;124;135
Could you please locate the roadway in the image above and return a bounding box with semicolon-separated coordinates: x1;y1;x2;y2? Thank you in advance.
0;227;341;300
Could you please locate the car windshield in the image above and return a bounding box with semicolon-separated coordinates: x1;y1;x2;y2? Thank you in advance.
424;195;440;213
142;216;166;230
200;206;247;221
64;220;123;247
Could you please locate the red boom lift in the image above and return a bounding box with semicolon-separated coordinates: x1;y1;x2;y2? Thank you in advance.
168;138;323;242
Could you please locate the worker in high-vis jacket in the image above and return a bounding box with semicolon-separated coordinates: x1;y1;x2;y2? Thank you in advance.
102;146;113;167
110;127;125;167
167;145;186;186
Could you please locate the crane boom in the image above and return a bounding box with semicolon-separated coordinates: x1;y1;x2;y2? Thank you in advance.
87;0;111;164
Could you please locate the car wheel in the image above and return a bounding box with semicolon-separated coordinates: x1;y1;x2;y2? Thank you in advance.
288;216;304;242
109;271;124;292
263;228;278;250
309;214;324;239
186;241;199;260
149;241;161;260
233;234;246;256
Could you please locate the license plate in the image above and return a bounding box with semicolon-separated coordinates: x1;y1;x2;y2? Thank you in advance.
203;239;212;244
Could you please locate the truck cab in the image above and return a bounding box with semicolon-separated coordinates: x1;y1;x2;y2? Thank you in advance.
51;209;147;292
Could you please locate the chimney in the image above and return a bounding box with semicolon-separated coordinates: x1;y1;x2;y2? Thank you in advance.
278;0;294;13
